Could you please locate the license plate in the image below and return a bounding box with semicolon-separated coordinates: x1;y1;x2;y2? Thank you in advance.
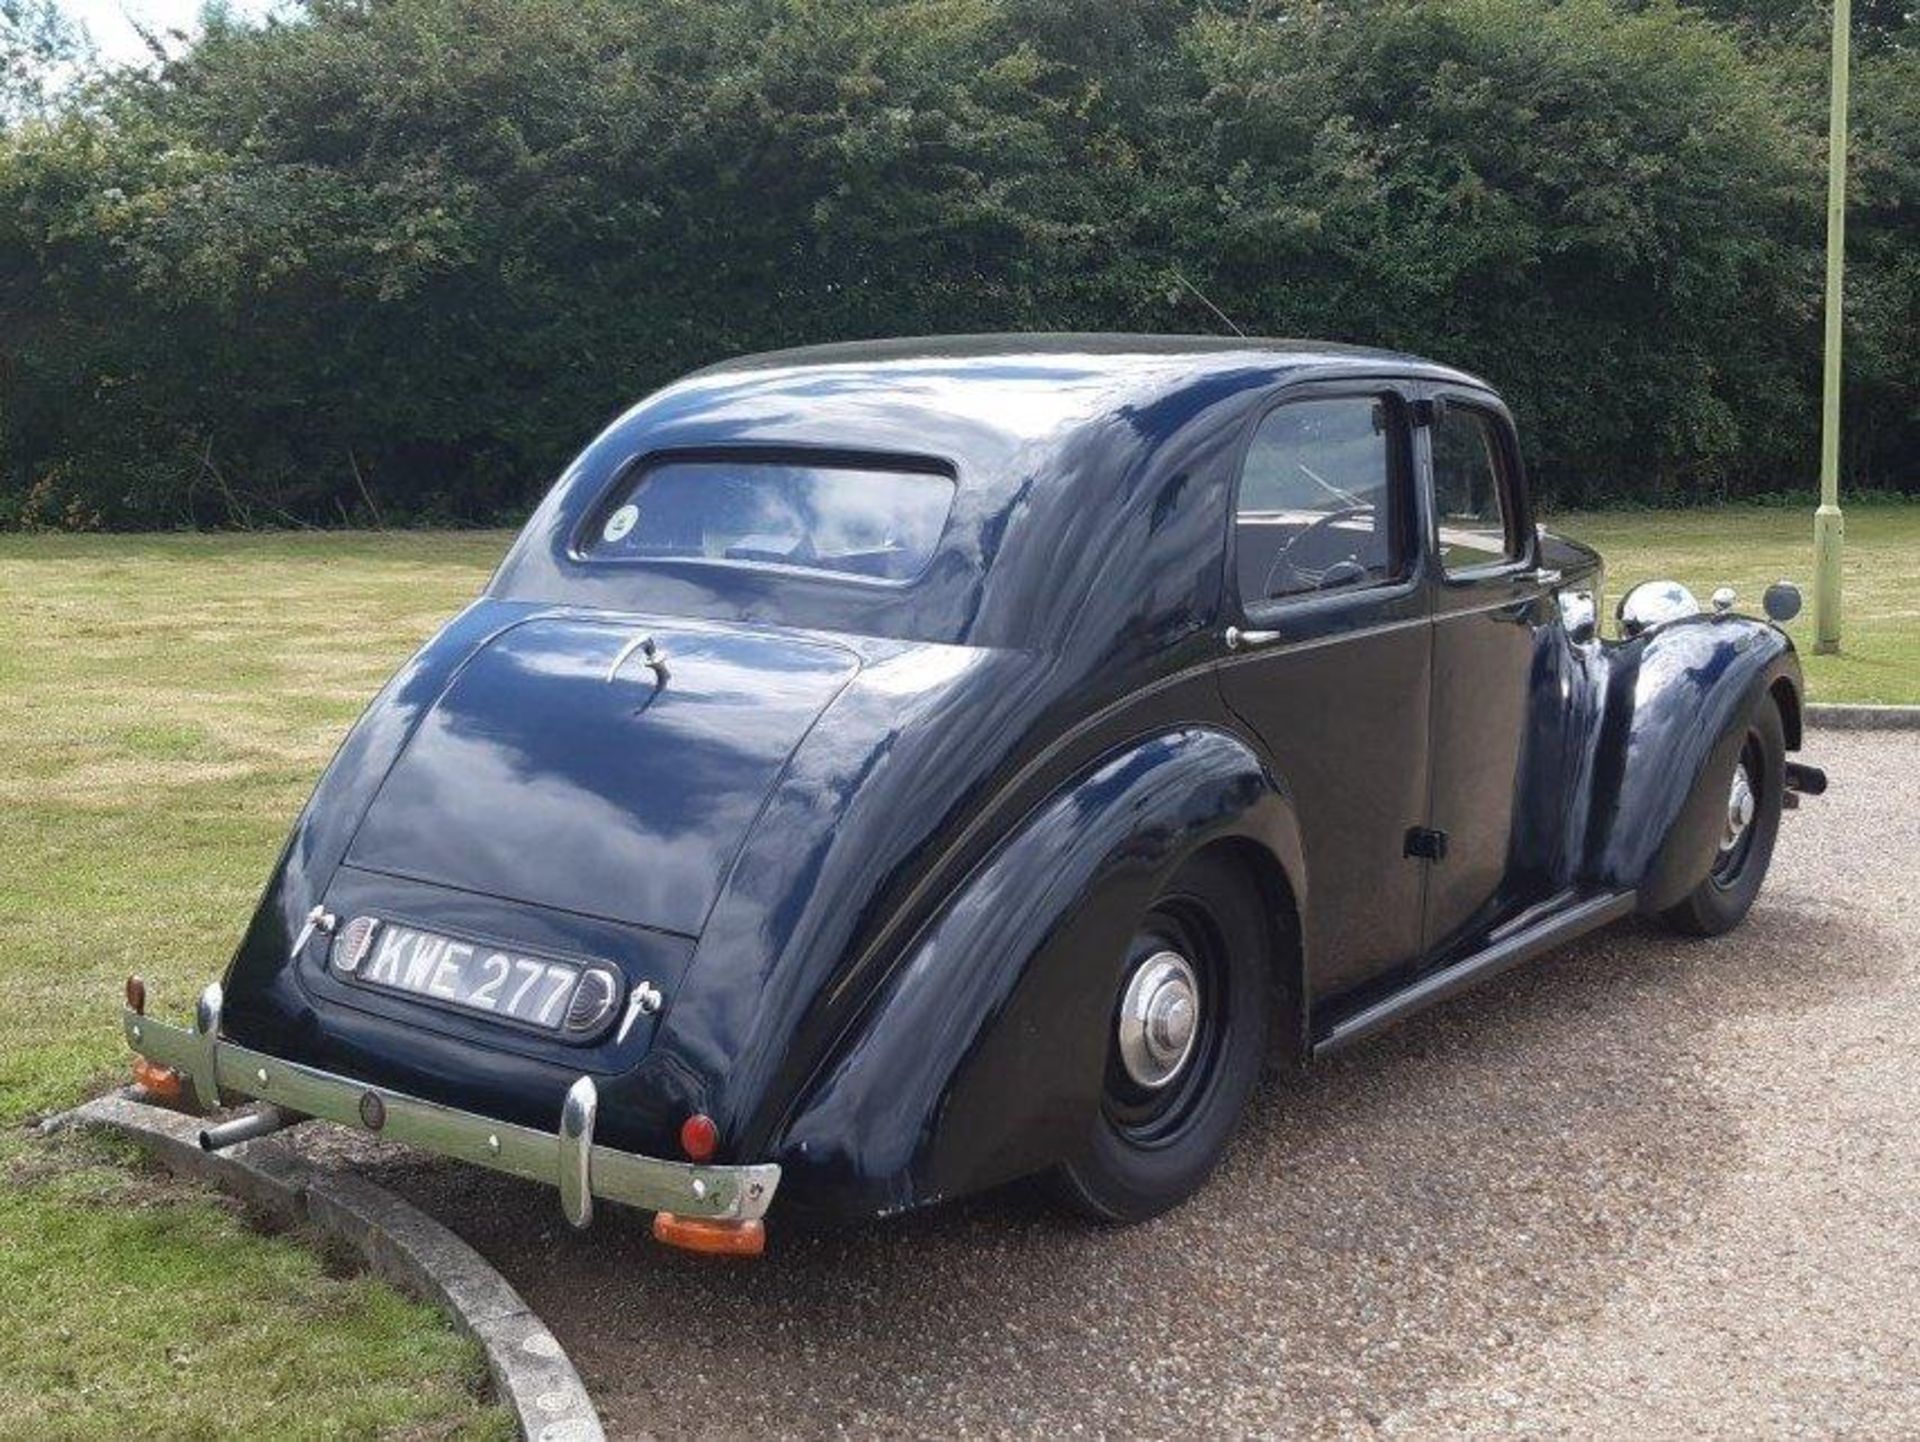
333;919;584;1031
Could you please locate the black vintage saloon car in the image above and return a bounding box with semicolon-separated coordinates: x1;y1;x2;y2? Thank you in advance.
125;336;1823;1253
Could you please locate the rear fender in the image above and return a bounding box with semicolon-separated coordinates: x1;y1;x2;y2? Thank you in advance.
1581;616;1800;911
771;726;1302;1218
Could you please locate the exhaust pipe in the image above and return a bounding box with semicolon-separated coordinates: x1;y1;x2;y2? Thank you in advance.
1786;761;1828;796
199;1103;303;1152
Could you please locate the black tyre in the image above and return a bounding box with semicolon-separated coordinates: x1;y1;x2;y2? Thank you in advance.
1660;695;1786;937
1050;852;1272;1223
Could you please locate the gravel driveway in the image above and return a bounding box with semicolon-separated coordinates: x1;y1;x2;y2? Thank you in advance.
309;729;1918;1438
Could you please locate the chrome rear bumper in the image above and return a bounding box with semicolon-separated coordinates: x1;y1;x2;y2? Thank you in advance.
123;982;779;1229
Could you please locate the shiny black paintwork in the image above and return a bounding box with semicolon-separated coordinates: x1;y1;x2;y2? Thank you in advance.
218;336;1804;1219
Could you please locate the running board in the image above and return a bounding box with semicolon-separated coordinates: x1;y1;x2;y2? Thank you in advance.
1311;891;1637;1057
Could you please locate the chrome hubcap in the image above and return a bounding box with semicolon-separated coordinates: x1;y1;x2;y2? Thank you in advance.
1117;950;1200;1089
1722;762;1757;852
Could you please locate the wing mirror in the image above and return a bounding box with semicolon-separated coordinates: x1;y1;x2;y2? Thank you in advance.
1763;580;1803;624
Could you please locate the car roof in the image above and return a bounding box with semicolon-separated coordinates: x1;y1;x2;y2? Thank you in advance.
618;333;1491;472
500;334;1500;647
695;331;1487;397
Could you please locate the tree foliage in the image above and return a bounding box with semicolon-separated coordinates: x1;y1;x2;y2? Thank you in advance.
0;0;1912;528
2;0;84;123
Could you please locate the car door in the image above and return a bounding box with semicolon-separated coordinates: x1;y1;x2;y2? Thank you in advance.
1418;387;1562;960
1216;383;1433;1008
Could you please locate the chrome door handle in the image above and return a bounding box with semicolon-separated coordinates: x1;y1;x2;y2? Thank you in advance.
1527;567;1563;588
1224;626;1282;651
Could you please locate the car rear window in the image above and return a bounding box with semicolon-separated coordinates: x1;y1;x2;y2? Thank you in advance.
580;457;955;582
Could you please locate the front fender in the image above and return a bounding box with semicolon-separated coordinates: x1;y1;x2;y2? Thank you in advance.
1582;615;1801;909
771;726;1302;1218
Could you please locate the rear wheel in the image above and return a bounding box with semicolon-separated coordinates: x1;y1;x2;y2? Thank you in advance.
1051;852;1271;1223
1660;695;1786;937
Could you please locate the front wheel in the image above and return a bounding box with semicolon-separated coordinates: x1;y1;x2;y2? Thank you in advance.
1660;694;1786;937
1050;852;1272;1223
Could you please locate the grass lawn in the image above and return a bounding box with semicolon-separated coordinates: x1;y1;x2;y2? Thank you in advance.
1547;502;1920;705
0;504;1910;1431
0;531;513;1439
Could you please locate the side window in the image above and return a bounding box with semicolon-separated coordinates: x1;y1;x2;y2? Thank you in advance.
1431;406;1519;573
1235;396;1402;603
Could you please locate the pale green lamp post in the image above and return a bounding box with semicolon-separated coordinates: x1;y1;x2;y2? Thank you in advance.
1813;0;1850;654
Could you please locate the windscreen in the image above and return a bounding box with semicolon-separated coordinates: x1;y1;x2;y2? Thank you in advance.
581;458;956;582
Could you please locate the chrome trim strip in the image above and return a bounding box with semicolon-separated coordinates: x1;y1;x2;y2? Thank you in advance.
123;998;778;1226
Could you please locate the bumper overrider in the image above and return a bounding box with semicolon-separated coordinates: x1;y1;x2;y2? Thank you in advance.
121;980;780;1240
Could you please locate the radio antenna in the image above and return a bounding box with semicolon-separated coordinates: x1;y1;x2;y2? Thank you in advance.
1170;268;1246;337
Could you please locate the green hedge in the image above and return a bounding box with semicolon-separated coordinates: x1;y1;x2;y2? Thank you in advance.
0;0;1913;528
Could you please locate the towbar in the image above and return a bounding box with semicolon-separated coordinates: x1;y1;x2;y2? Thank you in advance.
123;982;779;1229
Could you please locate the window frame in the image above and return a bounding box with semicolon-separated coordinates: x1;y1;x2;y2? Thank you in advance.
1424;396;1535;583
1226;384;1421;624
569;444;959;589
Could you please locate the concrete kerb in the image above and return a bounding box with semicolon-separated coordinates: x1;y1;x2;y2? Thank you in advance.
47;1091;605;1442
1806;703;1920;731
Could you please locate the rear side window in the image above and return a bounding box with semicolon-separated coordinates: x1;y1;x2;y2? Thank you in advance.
1235;396;1404;602
1431;408;1520;573
582;458;955;582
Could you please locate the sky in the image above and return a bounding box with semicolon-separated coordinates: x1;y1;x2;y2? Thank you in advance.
60;0;284;67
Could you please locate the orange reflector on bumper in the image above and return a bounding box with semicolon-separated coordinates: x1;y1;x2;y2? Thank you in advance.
132;1054;185;1104
652;1211;766;1257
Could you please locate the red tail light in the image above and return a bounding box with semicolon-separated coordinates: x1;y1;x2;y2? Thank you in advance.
679;1112;717;1162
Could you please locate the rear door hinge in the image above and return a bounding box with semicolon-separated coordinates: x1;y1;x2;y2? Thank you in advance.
1404;826;1449;861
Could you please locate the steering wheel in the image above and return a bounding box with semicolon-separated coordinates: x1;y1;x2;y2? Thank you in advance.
1261;505;1376;598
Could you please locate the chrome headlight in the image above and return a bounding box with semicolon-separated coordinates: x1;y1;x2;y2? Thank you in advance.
1616;579;1699;637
